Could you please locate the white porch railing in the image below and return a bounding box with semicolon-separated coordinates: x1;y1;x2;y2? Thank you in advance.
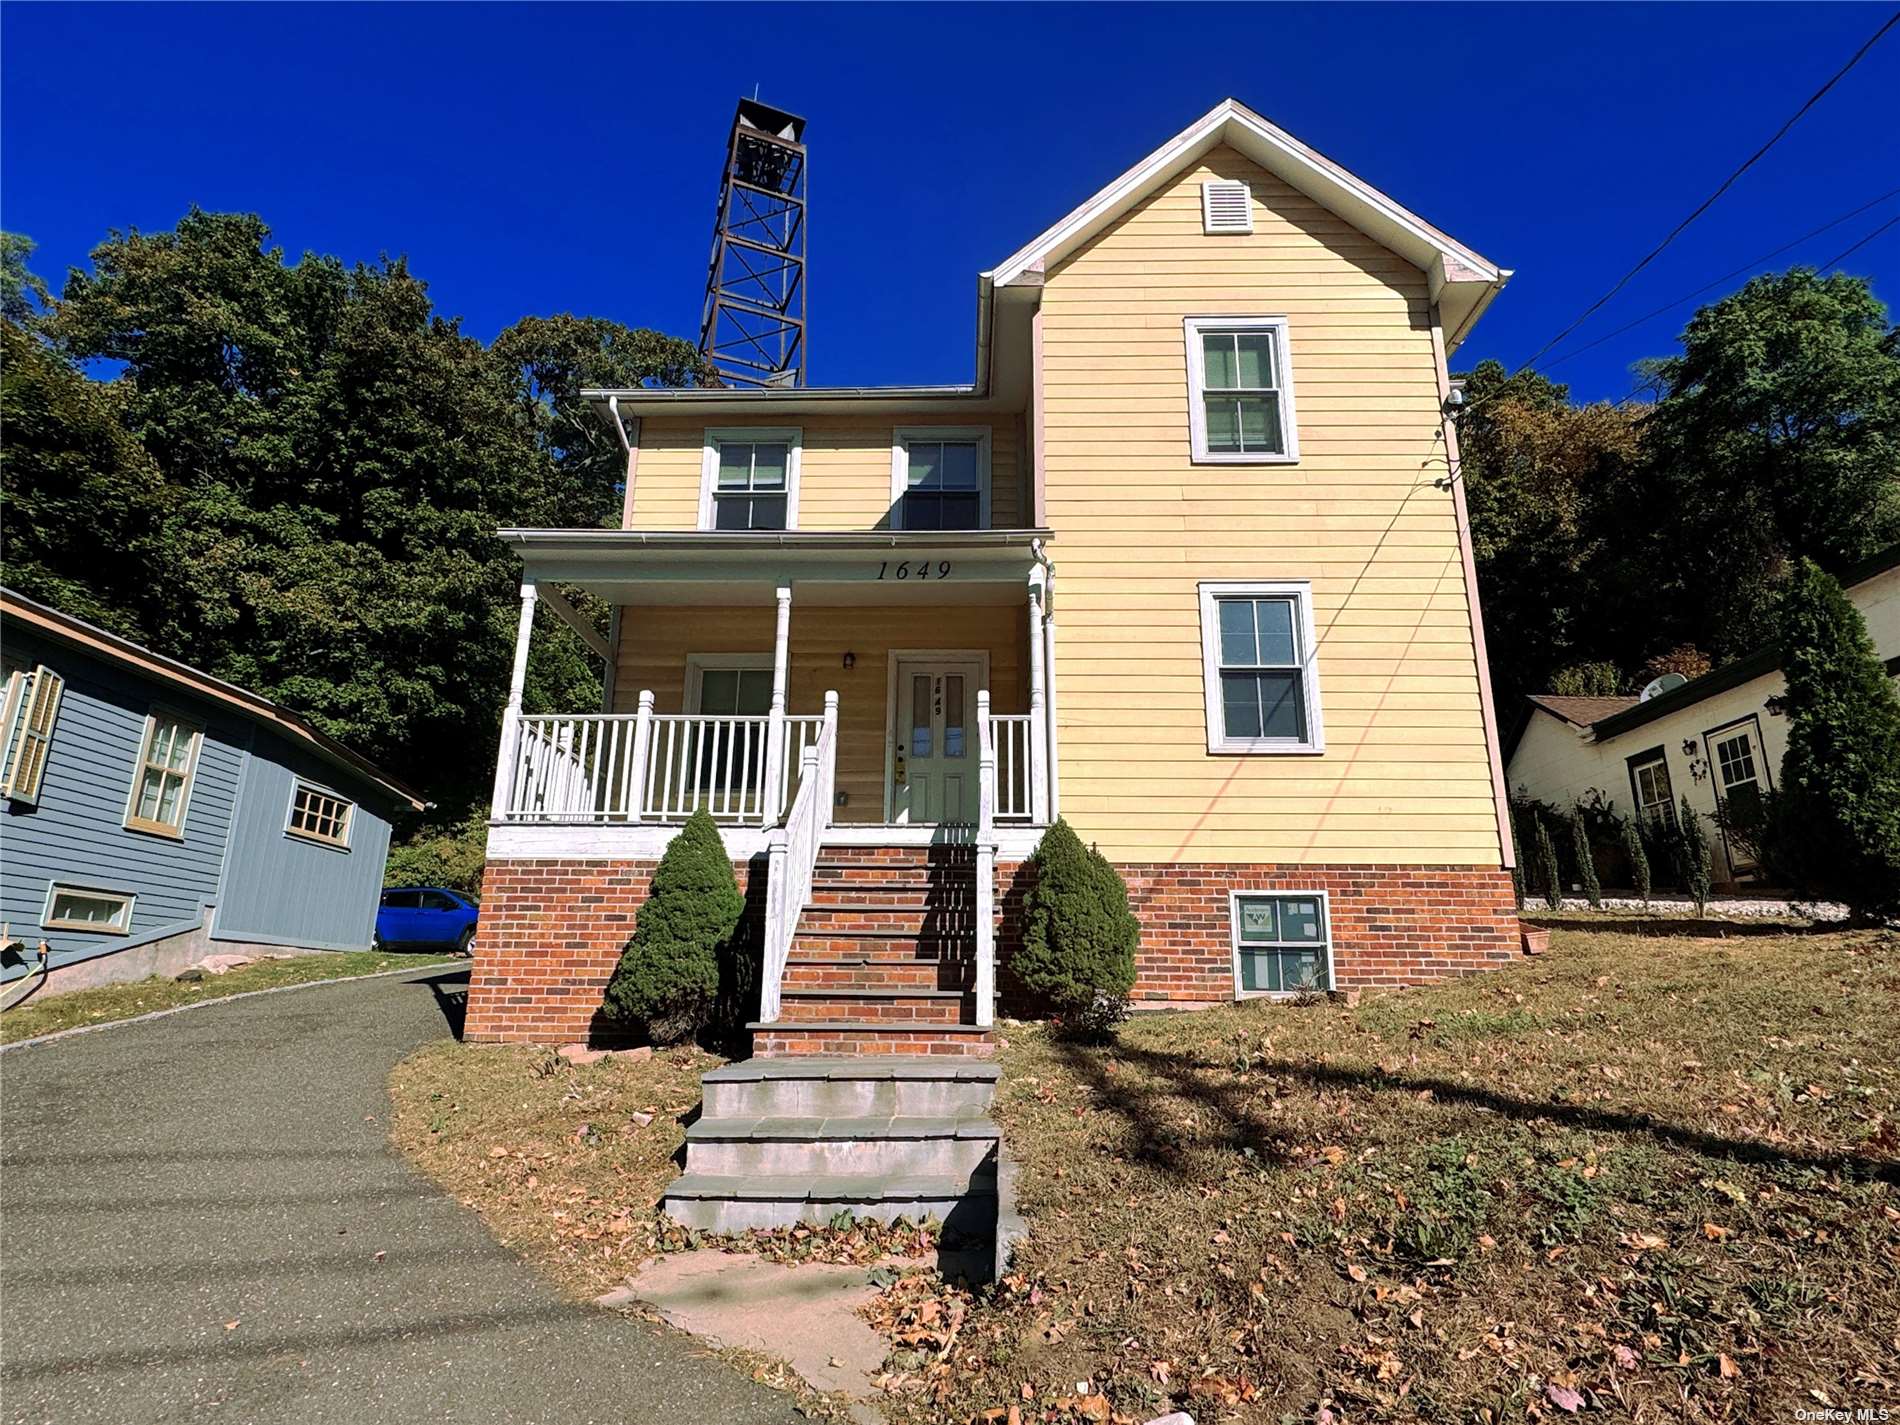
500;703;823;826
760;691;838;1022
973;691;999;1027
987;714;1034;822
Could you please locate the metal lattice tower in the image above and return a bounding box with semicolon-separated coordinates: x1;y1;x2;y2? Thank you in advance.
699;99;807;388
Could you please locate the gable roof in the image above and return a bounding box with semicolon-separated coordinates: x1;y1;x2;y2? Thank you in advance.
1;588;426;811
986;98;1511;350
1525;694;1640;727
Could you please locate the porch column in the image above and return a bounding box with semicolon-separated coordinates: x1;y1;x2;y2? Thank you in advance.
761;584;793;823
1027;569;1050;824
489;580;538;819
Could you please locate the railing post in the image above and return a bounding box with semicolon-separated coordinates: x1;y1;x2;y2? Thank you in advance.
626;690;655;823
490;581;538;820
762;584;792;825
1027;572;1050;824
762;836;788;1022
820;689;839;822
975;690;996;1027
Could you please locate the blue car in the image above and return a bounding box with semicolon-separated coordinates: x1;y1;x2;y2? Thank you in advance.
376;886;479;954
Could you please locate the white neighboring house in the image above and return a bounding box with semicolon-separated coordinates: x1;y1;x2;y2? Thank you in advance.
1504;548;1900;887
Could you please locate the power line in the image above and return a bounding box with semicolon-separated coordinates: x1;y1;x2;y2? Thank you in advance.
1542;187;1900;371
1819;212;1900;269
1521;7;1899;374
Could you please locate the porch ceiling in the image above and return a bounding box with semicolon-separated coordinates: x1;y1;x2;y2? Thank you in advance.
500;528;1051;607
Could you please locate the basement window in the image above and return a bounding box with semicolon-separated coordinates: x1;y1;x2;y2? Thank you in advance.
1232;892;1331;996
43;883;136;935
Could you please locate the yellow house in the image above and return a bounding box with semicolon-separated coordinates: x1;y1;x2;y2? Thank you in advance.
467;98;1523;1054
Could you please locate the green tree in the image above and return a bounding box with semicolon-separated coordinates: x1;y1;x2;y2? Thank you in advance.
602;810;741;1043
1569;812;1602;909
1618;270;1900;658
22;209;708;820
0;321;172;637
1532;813;1563;911
1759;560;1900;919
1621;817;1651;907
1676;797;1712;918
1016;819;1139;1036
1;232;50;329
1456;360;1641;706
1548;662;1622;697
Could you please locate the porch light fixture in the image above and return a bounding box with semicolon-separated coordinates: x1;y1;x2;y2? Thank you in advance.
842;652;855;670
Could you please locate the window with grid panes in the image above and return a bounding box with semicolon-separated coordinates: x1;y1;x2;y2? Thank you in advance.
1234;894;1329;994
288;782;355;847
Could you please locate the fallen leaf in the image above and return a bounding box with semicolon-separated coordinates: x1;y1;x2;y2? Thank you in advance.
1718;1353;1740;1379
1546;1382;1584;1412
224;1320;240;1331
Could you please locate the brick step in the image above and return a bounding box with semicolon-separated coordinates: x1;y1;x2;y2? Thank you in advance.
781;958;966;992
683;1112;998;1178
662;1166;996;1234
808;884;974;909
701;1056;998;1118
751;1020;996;1058
815;848;977;869
777;988;969;1024
790;929;974;960
797;905;976;935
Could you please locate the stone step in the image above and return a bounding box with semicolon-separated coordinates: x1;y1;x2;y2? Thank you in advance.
777;987;968;1024
662;1166;996;1234
781;957;962;992
683;1113;999;1177
750;1020;996;1058
701;1056;998;1118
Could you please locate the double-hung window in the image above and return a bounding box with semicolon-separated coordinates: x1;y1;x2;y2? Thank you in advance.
124;710;202;837
1198;582;1324;753
891;428;990;530
700;428;799;531
1232;892;1331;995
1629;751;1676;827
1185;316;1298;463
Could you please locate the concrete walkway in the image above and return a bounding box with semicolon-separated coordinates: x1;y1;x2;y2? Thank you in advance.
0;964;803;1425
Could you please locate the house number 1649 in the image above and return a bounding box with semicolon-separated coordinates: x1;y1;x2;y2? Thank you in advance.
876;560;953;581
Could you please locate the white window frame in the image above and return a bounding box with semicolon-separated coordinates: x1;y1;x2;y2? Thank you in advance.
1183;315;1300;465
284;778;356;850
682;652;775;713
889;426;993;531
1630;751;1677;827
1229;889;1334;999
1197;580;1325;755
122;707;204;839
698;427;802;532
42;882;137;936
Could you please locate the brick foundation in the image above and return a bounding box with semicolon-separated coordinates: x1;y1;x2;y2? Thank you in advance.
467;854;1520;1045
464;856;765;1045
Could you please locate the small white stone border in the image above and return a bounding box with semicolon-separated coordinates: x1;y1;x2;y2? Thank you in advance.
0;958;461;1054
1533;895;1848;920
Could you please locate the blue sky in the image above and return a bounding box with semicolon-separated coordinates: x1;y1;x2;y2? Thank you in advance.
3;3;1896;402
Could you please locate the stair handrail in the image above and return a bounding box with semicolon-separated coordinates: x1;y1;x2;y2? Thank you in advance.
760;690;838;1023
974;691;997;1028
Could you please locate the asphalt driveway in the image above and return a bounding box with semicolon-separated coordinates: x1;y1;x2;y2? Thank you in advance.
0;964;802;1425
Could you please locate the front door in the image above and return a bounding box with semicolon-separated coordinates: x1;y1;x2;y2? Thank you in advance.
1706;721;1770;875
891;657;981;824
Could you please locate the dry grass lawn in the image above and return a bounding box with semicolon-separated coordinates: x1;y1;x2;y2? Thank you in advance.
881;923;1899;1424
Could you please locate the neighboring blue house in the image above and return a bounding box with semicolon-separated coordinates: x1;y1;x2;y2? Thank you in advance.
1;588;426;994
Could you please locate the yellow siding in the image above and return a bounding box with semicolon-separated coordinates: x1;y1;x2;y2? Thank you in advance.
1040;145;1502;864
627;413;1026;531
612;603;1027;822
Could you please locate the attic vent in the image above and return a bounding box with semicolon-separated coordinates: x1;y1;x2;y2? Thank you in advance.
1201;180;1253;234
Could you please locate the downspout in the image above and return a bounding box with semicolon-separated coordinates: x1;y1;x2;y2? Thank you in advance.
609;396;642;530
